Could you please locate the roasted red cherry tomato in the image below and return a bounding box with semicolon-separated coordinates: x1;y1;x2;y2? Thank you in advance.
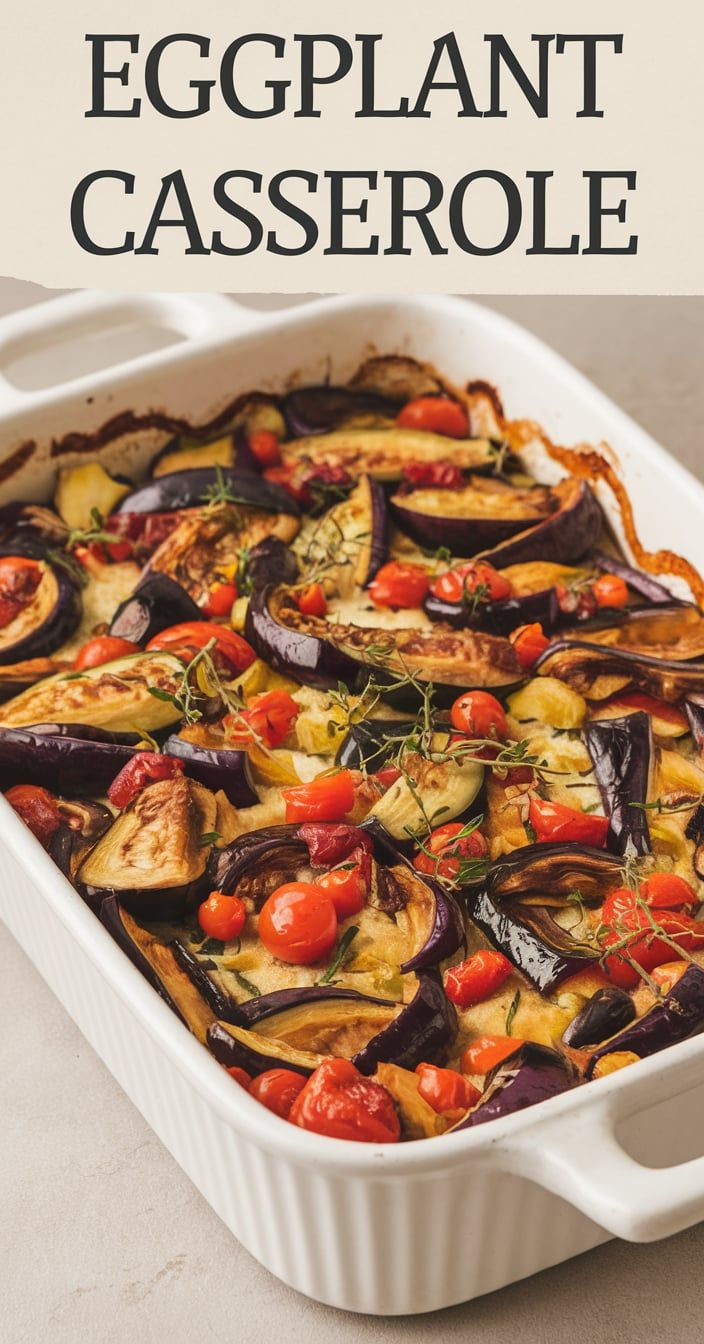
591;574;629;609
430;561;512;606
263;463;311;506
258;882;338;965
315;862;367;918
510;622;550;669
226;1067;252;1089
402;460;464;490
107;753;184;809
5;783;61;847
413;821;488;882
146;621;255;673
396;396;469;439
249;1068;307;1118
225;689;300;749
202;580;238;619
450;690;507;741
651;961;689;993
74;635;140;670
295;582;327;618
444;950;513;1008
289;1058;400;1143
198;891;247;942
529;796;609;848
415;1063;481;1113
248;429;282;468
599;691;689;733
461;1035;523;1075
603;875;699;924
368;561;430;610
283;770;356;824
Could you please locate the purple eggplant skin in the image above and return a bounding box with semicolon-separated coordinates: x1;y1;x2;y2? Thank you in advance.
109;572;201;643
400;876;465;975
424;585;555;635
479;478;602;570
245;584;364;691
352;972;458;1076
206;1020;314;1077
209;824;309;901
562;986;636;1049
48;798;113;880
0;723;140;792
283;385;397;437
171;940;244;1023
0;560;81;665
685;698;704;754
590;551;685;606
337;718;416;774
100;895;183;1015
536;638;704;702
242;536;299;592
363;477;389;586
455;1043;575;1130
471;886;599;993
235;984;395;1028
115;467;300;518
585;711;652;857
391;498;533;559
161;735;258;807
586;966;704;1079
685;803;704;881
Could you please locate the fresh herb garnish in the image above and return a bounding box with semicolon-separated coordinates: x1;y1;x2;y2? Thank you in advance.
199;937;226;956
318;925;359;984
232;969;261;998
506;989;521;1035
199;831;222;847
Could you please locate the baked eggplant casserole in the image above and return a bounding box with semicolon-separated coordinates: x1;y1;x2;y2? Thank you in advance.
4;355;704;1145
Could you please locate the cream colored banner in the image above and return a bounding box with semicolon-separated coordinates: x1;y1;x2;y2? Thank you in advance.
1;0;701;292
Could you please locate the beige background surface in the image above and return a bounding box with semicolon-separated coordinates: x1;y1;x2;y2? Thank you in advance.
2;281;704;1341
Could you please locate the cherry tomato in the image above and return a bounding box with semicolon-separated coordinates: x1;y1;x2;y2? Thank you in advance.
510;622;550;669
368;561;430;610
248;429;282;468
402;461;464;490
396;396;469;439
430;561;513;606
203;580;238;619
415;1063;481;1113
444;950;513;1008
651;961;689;993
198;891;247;942
107;753;184;809
5;783;61;847
528;796;609;848
601;907;704;986
0;556;42;628
373;765;403;790
603;875;699;924
283;771;356;824
146;622;255;674
315;863;367;918
289;1057;400;1143
258;882;338;965
450;690;507;741
413;821;488;882
601;928;670;988
592;574;630;609
227;1067;252;1089
461;1035;523;1075
225;689;300;749
295;583;327;618
105;539;134;563
74;635;140;670
249;1068;307;1118
263;463;311;506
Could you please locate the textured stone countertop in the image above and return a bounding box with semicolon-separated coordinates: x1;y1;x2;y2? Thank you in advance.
2;282;704;1342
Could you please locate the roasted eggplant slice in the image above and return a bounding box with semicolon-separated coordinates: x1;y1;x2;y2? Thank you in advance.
0;722;141;792
283;385;397;436
537;639;704;703
146;504;299;606
48;797;113;880
284;428;495;481
478;477;602;569
454;1043;575;1129
585;712;652;857
207;1020;322;1077
337;718;416;773
245;584;524;701
116;467;300;518
562;986;636;1048
161;733;258;807
0;651;184;732
301;475;387;589
353;972;457;1075
391;477;553;557
101;899;217;1042
109;572;201;643
586;966;704;1077
0;557;81;665
364;741;483;842
78;775;217;918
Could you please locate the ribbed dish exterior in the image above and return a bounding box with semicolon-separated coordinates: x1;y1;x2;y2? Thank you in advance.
0;841;608;1314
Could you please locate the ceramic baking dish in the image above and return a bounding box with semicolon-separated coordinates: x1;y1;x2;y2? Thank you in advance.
2;290;704;1315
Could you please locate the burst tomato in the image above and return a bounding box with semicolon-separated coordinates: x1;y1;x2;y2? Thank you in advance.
592;574;630;608
107;753;184;809
461;1035;523;1075
0;555;42;628
510;622;550;669
295;582;327;617
226;1067;252;1089
430;561;512;606
198;891;247;942
413;821;488;882
248;429;282;468
203;580;238;618
225;689;300;749
368;561;430;610
528;796;610;848
415;1063;481;1113
450;690;507;740
396;396;469;438
74;635;140;670
444;950;513;1007
146;621;255;673
402;460;464;490
315;862;367;918
5;784;61;847
258;882;338;965
249;1068;307;1118
283;771;356;824
289;1058;400;1143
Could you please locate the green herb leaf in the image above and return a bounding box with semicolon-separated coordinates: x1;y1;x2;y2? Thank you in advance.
232;969;261;998
199;831;222;847
523;820;537;844
199;937;226;956
506;989;521;1035
318;925;359;985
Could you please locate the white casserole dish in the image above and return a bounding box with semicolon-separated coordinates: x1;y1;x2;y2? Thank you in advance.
1;291;704;1315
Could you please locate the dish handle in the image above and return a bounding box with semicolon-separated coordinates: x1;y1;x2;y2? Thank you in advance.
492;1044;704;1241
